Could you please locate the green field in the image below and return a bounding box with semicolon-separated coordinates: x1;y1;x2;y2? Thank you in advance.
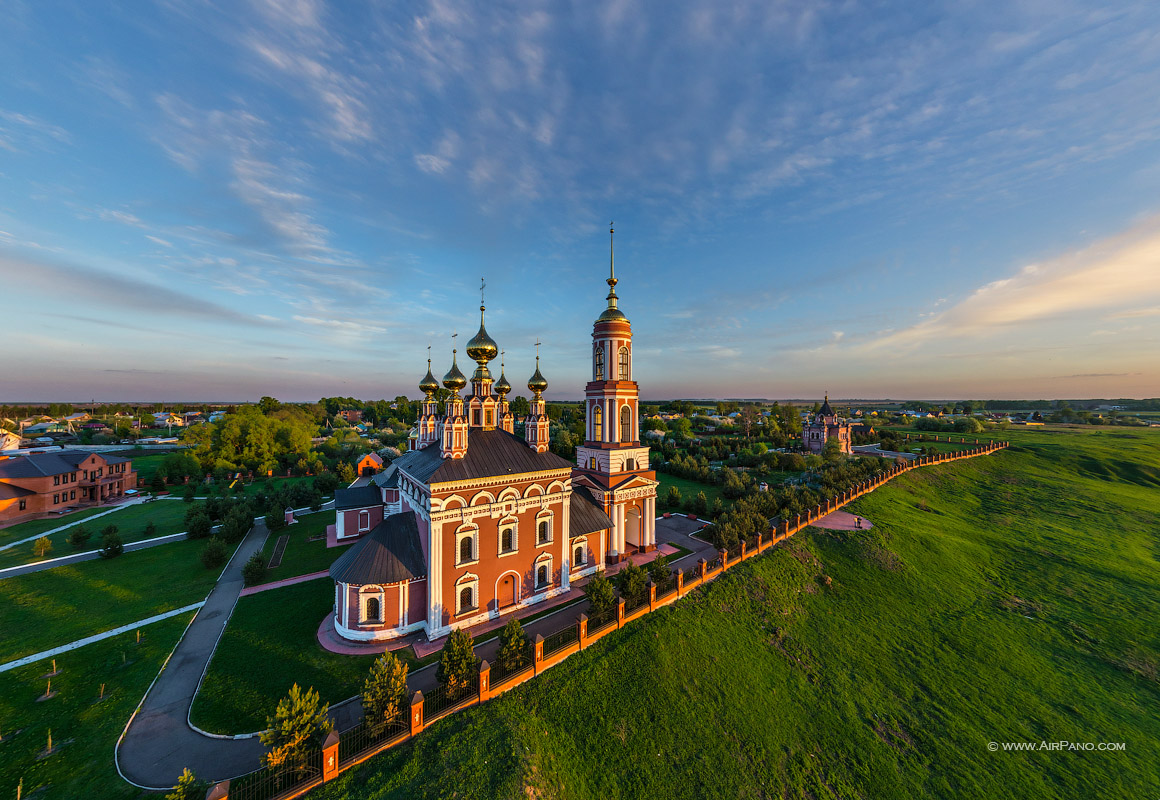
0;613;195;800
259;510;338;582
0;538;225;663
309;425;1160;799
189;579;381;734
0;507;110;546
0;499;198;568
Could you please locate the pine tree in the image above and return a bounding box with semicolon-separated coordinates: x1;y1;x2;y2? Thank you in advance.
583;570;616;616
362;652;409;733
435;628;477;697
496;618;530;672
165;768;206;800
260;684;333;774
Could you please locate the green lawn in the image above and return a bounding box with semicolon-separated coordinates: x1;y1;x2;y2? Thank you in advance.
0;538;225;663
189;579;382;735
654;472;725;508
0;613;196;800
0;499;200;568
260;511;339;582
0;507;110;546
309;425;1160;799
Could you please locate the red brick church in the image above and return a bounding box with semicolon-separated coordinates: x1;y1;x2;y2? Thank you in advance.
329;228;658;642
802;395;853;455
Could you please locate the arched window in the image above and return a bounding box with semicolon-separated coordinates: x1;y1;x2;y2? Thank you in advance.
538;520;550;544
574;545;586;565
459;585;474;612
459;536;473;563
594;345;604;380
501;526;515;553
536;564;549;588
592;404;602;438
620;406;632;442
618;346;630;380
365;597;381;622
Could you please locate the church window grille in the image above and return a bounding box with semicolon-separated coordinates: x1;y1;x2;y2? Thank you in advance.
537;518;551;544
574;544;586;566
592;404;602;438
459;586;474;612
618;347;630;380
536;564;549;589
594;346;604;380
365;597;381;623
500;525;516;554
459;536;473;564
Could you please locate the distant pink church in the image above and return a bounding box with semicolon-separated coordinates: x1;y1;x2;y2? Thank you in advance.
802;396;852;455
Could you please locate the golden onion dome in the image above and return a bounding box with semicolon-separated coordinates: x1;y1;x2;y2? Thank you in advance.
495;368;511;396
597;303;629;323
527;356;548;396
466;305;499;364
442;351;467;392
418;360;439;396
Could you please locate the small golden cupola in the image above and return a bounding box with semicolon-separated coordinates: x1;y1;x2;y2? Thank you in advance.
442;350;467;394
419;358;439;397
414;353;441;450
524;345;550;453
495;350;514;433
441;347;469;459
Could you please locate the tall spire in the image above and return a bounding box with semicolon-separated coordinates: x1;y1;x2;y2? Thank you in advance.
598;221;628;322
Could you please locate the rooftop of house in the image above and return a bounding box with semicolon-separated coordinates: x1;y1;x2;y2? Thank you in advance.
0;449;130;480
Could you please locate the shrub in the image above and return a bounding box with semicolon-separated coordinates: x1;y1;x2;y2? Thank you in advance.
435;628;477;696
260;684;333;773
183;485;196;502
99;530;123;559
265;509;287;533
496;618;530;672
144;521;157;538
68;525;92;549
647;553;672;585
362;652;409;733
583;570;616;616
242;552;267;586
200;537;228;570
663;485;681;508
33;536;53;558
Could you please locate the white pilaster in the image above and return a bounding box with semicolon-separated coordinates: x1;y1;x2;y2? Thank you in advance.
560;494;571;590
428;521;442;631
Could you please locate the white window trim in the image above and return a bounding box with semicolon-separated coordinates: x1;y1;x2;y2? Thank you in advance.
455;573;479;616
571;536;588;567
358;509;371;532
535;511;554;548
497;518;519;557
359;585;385;625
534;553;553;590
455;525;479;567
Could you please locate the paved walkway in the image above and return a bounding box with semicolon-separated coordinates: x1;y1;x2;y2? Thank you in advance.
0;531;190;579
239;570;329;597
116;521;271;790
0;497;144;551
0;603;206;674
813;510;874;531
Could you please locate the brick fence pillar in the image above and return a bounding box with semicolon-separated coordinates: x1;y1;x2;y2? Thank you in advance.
410;690;424;736
533;634;545;673
616;596;626;628
698;558;707;581
206;781;229;800
720;549;728;570
675;568;684;597
647;580;656;610
479;660;491;702
322;729;340;781
740;539;747;560
577;614;588;649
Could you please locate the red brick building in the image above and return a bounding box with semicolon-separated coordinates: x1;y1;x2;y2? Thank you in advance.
329;228;656;642
802;396;853;455
337;409;363;424
0;450;137;526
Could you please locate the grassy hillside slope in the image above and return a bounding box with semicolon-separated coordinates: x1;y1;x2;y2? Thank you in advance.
313;426;1160;800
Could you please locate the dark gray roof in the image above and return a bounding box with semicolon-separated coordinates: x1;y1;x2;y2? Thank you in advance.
0;450;129;479
394;429;572;486
371;462;400;489
334;485;382;510
329;512;427;585
569;486;614;536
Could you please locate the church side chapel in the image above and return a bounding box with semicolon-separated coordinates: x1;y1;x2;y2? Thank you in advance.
329;228;659;643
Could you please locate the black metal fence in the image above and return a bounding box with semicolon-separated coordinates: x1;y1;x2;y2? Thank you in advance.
338;711;409;764
654;572;677;599
230;746;322;800
587;607;616;634
423;673;479;722
490;641;534;686
707;554;724;571
541;624;578;657
623;592;647;614
683;564;701;583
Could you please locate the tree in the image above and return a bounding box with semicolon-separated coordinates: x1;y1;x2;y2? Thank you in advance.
663;485;681;509
242;551;267;585
200;537;229;569
260;684;333;774
33;536;52;559
266;508;288;533
165;768;207;800
337;462;356;485
362;651;409;733
99;528;123;559
583;570;616;616
183;485;196;502
647;553;672;585
144;521;157;538
435;628;477;696
496;618;530;672
187;510;213;540
509;395;531;419
822;436;843;463
68;525;92;549
614;558;649;602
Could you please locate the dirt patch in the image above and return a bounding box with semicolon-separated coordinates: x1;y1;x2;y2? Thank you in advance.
873;718;915;752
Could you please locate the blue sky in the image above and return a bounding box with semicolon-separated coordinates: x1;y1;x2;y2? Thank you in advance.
2;0;1160;402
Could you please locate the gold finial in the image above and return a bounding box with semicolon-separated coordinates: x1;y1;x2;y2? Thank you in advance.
598;222;628;322
480;277;486;306
609;222;615;284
